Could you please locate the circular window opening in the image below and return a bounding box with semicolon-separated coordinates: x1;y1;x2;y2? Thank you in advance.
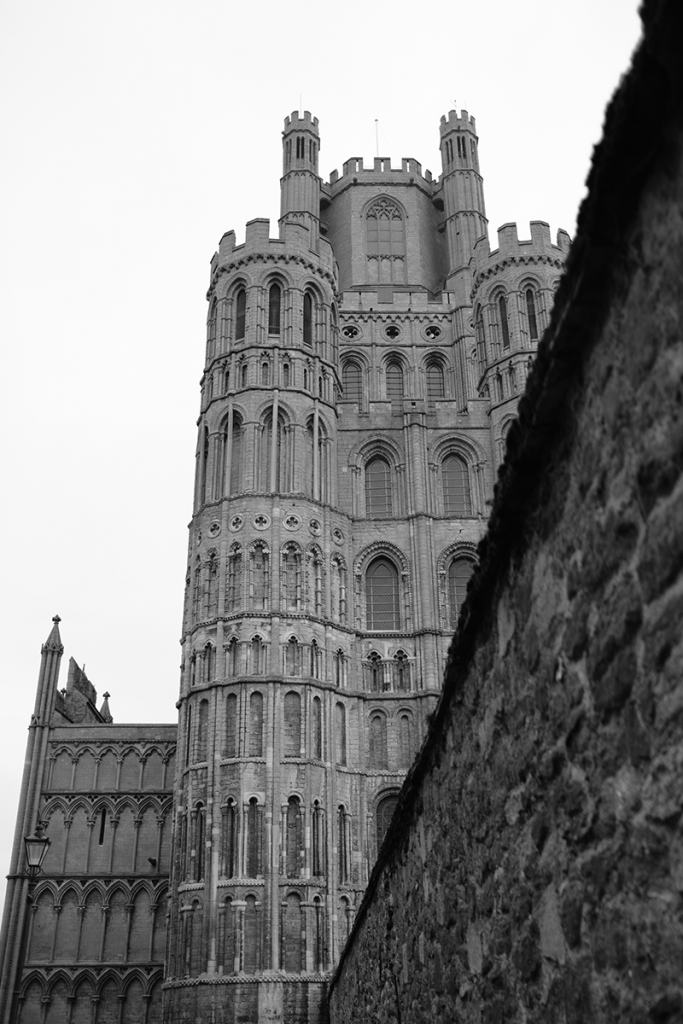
385;325;400;340
342;325;359;339
425;325;442;339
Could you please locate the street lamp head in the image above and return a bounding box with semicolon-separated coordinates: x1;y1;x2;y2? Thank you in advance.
24;825;51;881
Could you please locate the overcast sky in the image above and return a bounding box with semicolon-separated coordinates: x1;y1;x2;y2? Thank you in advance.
0;0;642;914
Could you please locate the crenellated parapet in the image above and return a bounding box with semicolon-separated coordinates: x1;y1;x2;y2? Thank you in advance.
471;220;570;288
209;218;337;293
326;156;436;197
470;221;570;469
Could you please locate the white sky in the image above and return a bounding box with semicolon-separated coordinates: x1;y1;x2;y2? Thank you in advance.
0;0;642;915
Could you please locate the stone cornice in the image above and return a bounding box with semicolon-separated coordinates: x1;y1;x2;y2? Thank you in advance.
208;251;337;298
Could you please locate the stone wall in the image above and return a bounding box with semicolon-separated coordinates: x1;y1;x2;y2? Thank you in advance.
328;3;683;1021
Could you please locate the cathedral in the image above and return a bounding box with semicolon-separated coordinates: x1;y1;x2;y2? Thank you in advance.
0;108;568;1024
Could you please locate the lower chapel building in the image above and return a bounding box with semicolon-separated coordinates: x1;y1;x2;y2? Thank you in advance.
0;109;569;1023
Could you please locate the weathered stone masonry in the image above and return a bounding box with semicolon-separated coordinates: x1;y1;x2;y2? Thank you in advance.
328;2;683;1021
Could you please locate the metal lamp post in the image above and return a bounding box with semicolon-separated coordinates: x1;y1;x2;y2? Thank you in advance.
23;826;51;882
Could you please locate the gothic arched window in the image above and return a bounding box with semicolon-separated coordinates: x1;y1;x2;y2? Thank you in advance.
312;695;322;758
442;455;472;516
222;800;237;879
243;895;259;973
394;650;410;691
283;893;303;972
251;636;264;676
194;802;206;881
307;546;324;616
498;294;510;350
285;797;302;877
366;557;400;631
197;700;209;762
224;692;237;757
249;690;264;754
331;556;347;624
335;703;347;765
312;800;325;876
226;544;243;613
366;198;405;257
282;545;301;612
366;651;383;692
246;798;262;877
250;543;269;612
366;197;405;285
204;643;215;683
207;554;219;617
448;557;475;630
475;304;486;376
368;714;388;770
526;288;539;341
303;292;313;347
337;805;350;883
268;283;281;335
342;360;362;403
260;412;286;492
222;410;242;497
207;300;217;357
365;457;392;518
376;793;398;851
399;713;413;767
235;288;246;341
386;361;404;414
334;649;346;688
285;636;301;677
426;361;445;411
284;691;301;754
226;637;240;679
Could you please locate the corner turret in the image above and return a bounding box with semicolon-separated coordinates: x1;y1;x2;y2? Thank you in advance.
470;220;570;468
438;108;488;304
280;110;321;250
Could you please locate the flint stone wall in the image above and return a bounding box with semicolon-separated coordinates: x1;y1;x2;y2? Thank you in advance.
328;5;683;1020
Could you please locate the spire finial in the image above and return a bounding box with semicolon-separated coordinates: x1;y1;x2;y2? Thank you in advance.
43;615;64;652
99;691;113;723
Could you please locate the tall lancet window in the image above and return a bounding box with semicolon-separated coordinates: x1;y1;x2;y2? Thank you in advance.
268;283;281;335
342;360;362;404
442;455;472;516
526;288;539;341
498;294;510;350
386;361;404;414
366;558;400;631
448;556;475;630
235;288;246;341
366;197;405;284
426;361;445;411
365;457;392;518
303;292;313;347
230;413;243;496
260;412;286;492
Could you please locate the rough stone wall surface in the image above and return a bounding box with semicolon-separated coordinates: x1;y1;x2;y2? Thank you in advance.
328;11;683;1022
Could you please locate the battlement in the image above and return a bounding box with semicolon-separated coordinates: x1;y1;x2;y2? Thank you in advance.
471;220;571;274
439;108;477;135
283;110;319;134
328;156;434;190
211;218;336;279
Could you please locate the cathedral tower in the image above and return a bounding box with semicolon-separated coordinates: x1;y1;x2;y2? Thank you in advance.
0;106;567;1024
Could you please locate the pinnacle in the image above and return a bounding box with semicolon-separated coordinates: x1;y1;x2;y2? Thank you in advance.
99;691;113;723
44;615;63;651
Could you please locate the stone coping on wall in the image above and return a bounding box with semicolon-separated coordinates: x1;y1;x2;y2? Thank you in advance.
328;0;683;998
